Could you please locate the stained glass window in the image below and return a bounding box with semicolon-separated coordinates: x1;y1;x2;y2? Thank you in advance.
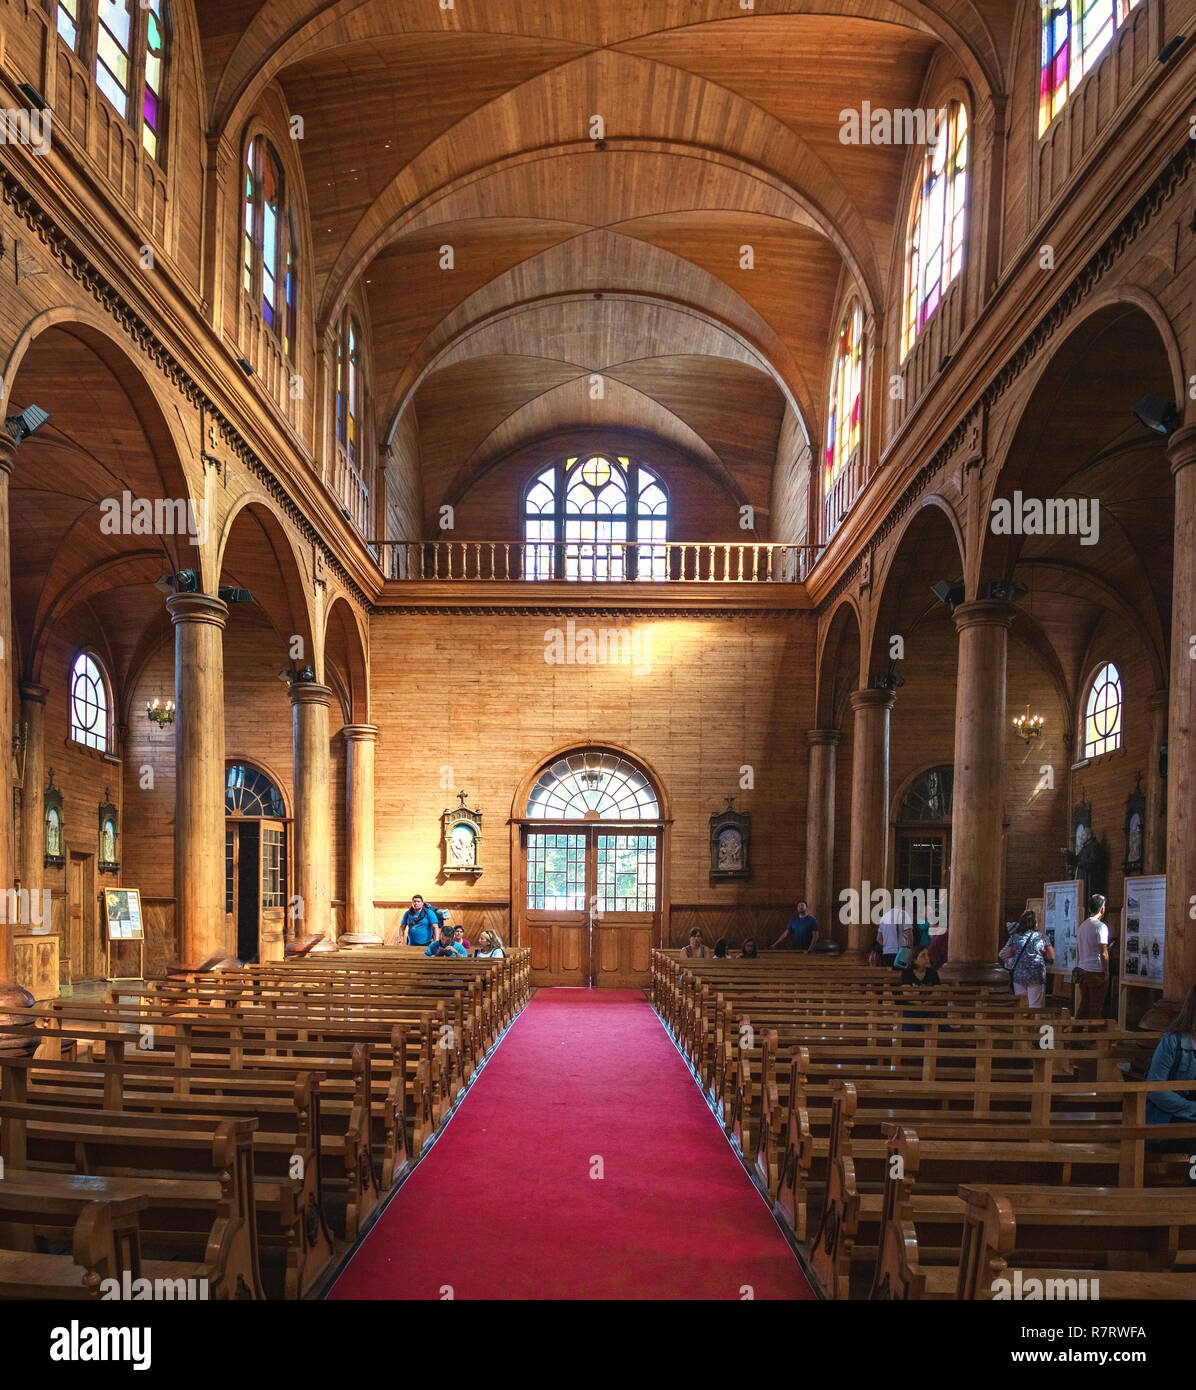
901;102;968;360
526;752;660;820
523;454;669;581
824;299;863;540
243;136;297;360
1040;1;1140;137
95;0;133;118
1084;662;1122;758
141;2;169;163
70;653;110;751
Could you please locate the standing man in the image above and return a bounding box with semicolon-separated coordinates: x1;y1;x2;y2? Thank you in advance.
1075;893;1110;1019
772;900;820;953
875;901;912;968
402;893;440;948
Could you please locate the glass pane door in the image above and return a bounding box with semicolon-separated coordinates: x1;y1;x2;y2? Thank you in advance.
596;833;657;912
526;831;587;911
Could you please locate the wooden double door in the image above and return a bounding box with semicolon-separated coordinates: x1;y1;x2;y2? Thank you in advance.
520;825;660;987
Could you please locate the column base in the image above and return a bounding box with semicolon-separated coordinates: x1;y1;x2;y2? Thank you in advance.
0;982;38;1056
937;960;1009;987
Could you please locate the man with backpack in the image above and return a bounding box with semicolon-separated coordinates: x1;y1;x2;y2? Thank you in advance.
401;893;441;947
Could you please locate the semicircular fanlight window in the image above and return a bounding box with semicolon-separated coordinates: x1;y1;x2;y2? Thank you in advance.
525;751;660;820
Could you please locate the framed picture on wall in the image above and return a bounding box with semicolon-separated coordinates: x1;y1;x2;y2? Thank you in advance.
710;798;750;880
102;888;144;942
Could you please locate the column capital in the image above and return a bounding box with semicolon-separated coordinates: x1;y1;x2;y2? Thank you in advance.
166;591;228;629
342;723;379;743
0;430;15;475
952;598;1016;633
18;681;49;705
849;687;895;714
288;681;334;708
1166;423;1196;476
806;728;842;748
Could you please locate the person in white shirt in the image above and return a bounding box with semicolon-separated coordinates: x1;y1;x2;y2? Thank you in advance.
475;929;505;959
1074;893;1109;1019
875;904;912;967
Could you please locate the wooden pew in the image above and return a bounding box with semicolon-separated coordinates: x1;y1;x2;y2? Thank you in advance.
0;1181;147;1299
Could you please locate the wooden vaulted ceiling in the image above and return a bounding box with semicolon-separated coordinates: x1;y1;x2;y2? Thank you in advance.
192;1;1018;521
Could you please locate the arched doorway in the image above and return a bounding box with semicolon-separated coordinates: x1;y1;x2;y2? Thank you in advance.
225;762;290;963
893;765;953;909
513;748;667;988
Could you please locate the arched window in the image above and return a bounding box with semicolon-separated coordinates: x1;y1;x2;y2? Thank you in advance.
901;102;968;360
526;751;660;820
225;764;287;818
1083;662;1123;758
1040;2;1141;137
335;310;364;465
243;135;299;361
523;453;669;581
824;299;864;541
70;652;111;752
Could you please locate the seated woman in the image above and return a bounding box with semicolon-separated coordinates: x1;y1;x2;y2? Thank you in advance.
900;945;940;987
453;925;472;952
712;938;729;959
1145;986;1196;1154
475;929;505;959
738;937;759;960
682;928;707;959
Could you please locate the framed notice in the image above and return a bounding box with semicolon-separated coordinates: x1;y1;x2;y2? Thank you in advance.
1043;879;1081;974
1122;875;1165;988
103;888;144;941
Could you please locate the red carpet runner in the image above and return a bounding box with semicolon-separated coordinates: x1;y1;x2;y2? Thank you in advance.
329;987;814;1300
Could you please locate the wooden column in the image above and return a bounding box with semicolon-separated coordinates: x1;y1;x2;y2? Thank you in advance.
17;682;48;899
847;689;894;955
343;724;379;939
0;430;35;1050
291;682;333;939
168;592;229;964
1163;426;1196;1002
943;599;1016;983
804;728;841;939
1145;689;1167;876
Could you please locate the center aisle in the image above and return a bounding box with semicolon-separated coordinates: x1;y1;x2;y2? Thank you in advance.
329;987;814;1300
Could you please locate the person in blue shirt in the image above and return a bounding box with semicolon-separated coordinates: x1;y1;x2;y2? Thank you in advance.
1145;986;1196;1153
425;924;467;958
772;900;819;952
402;894;440;947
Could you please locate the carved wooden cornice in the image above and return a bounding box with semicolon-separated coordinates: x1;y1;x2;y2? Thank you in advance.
0;169;372;616
825;135;1195;613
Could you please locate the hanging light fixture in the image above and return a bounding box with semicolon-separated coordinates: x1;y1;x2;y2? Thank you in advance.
1012;704;1045;742
146;696;175;726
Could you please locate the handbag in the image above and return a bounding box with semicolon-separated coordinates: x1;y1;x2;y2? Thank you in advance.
893;946;911;970
1070;965;1084;986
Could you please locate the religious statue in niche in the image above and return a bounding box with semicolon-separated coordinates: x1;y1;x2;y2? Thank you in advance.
98;788;120;876
1062;798;1107;908
43;768;65;869
441;791;482;877
1123;774;1146;876
710;797;750;880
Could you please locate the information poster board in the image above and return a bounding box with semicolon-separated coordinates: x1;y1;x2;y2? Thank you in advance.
103;888;144;941
1122;875;1165;986
1043;879;1081;974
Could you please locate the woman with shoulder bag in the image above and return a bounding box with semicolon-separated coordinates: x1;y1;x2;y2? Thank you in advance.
1000;909;1054;1009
